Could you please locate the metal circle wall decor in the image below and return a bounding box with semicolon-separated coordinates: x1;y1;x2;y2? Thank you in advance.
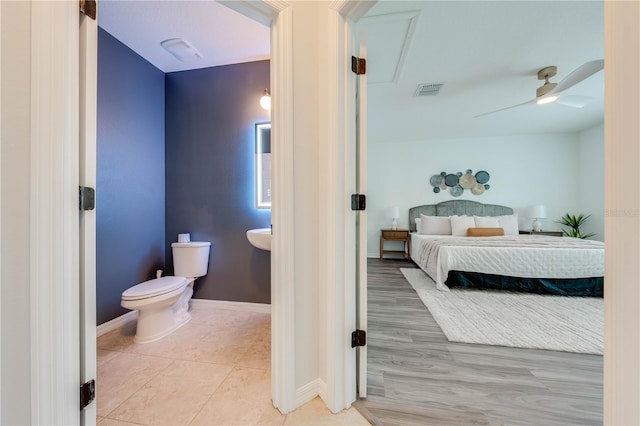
444;174;459;187
429;169;491;196
475;170;490;184
430;174;444;187
459;173;476;189
450;185;464;197
471;182;485;195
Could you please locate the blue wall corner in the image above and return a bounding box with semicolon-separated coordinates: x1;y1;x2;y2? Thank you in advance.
165;60;271;303
96;28;166;324
97;28;271;324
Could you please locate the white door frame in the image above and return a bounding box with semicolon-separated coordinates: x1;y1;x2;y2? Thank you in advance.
79;9;98;424
29;1;81;424
355;32;368;400
221;0;373;414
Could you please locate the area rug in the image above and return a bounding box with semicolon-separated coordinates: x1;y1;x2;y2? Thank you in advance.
400;268;603;355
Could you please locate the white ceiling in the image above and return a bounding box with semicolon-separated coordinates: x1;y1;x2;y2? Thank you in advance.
98;0;270;73
362;1;604;143
98;1;603;143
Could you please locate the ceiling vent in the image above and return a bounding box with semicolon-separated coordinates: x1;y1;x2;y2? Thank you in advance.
414;83;444;97
160;38;203;62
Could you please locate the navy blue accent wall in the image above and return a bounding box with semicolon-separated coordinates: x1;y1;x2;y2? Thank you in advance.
96;28;166;324
165;61;271;303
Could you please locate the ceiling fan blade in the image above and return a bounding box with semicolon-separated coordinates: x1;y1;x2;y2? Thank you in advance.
551;59;604;94
474;98;536;118
556;95;592;108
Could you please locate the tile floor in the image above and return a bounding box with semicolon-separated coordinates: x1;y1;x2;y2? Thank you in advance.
96;304;370;425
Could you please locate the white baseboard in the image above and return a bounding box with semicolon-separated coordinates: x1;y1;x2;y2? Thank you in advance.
317;378;328;402
96;311;137;338
190;299;271;314
296;378;325;407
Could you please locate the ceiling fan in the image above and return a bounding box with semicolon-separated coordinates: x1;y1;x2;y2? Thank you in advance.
476;59;604;117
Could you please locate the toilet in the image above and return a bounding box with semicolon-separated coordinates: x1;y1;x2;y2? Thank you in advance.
121;241;211;343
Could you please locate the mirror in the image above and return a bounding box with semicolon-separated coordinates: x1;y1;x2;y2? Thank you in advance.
255;122;271;209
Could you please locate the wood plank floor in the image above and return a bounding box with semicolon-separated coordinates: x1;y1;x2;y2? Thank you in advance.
354;259;602;426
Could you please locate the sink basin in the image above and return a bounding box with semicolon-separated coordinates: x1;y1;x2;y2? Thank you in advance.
246;228;271;251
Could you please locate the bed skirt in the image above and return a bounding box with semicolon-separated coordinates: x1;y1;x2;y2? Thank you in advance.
446;271;603;297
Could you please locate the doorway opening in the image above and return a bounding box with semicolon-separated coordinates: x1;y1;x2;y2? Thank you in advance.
358;1;605;424
92;2;277;423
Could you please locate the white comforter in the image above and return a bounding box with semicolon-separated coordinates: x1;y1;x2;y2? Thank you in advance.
410;234;605;291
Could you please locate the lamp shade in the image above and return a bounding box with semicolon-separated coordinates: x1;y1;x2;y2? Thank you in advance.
389;206;400;219
528;205;547;219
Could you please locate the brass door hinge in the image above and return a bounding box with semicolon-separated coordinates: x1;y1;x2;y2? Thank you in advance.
351;56;366;75
80;0;97;20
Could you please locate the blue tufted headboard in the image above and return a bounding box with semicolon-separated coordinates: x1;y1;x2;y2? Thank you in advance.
408;200;513;232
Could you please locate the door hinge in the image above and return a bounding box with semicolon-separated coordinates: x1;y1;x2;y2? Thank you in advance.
80;379;96;410
79;0;97;20
351;56;366;75
351;330;366;348
79;186;96;211
351;194;366;211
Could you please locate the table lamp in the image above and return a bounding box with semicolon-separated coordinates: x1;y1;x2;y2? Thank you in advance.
389;206;400;230
528;205;547;232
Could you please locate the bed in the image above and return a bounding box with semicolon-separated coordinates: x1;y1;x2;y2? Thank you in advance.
409;200;604;297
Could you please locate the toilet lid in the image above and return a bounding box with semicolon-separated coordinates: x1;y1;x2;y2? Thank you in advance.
122;276;187;301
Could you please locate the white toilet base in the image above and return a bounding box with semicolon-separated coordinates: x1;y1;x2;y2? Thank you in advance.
129;284;195;344
134;304;191;344
173;285;193;325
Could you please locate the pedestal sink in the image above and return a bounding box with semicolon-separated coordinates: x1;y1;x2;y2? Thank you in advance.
246;228;271;251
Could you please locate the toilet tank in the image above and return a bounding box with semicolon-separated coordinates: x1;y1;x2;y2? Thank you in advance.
171;242;211;278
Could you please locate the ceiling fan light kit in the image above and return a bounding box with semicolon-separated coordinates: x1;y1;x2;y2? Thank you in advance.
537;95;558;105
536;65;558;99
476;59;604;117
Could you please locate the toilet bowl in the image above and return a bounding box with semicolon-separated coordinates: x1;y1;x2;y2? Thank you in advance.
121;241;211;343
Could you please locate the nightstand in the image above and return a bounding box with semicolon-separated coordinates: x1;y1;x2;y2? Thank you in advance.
519;230;563;237
380;229;411;261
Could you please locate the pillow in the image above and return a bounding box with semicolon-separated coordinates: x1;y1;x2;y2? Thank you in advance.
496;214;519;235
474;215;500;228
467;227;505;237
419;214;452;235
415;218;421;233
450;215;476;236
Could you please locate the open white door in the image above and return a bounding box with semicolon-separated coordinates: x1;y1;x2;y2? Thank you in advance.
355;38;368;399
79;3;98;423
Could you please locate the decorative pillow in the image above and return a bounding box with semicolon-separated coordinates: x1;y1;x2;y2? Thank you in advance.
420;214;452;235
496;214;519;235
467;227;505;237
474;215;500;228
415;218;421;233
449;215;476;236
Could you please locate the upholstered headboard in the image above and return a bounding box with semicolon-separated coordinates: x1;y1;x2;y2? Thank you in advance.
409;200;513;232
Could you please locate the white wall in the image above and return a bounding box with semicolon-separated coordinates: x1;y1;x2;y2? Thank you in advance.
577;124;605;241
1;1;32;423
367;133;590;257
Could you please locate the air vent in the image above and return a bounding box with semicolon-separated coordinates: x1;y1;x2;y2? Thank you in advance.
414;83;444;97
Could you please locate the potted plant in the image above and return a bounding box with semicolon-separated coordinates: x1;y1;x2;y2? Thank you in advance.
556;213;596;239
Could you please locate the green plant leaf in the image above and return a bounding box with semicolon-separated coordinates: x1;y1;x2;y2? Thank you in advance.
556;213;594;239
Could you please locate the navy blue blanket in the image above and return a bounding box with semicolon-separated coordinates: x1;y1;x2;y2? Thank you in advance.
446;270;603;297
